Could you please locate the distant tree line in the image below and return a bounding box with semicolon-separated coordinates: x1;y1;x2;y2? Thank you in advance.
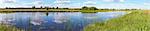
82;6;98;10
5;6;69;9
38;6;69;9
5;6;98;10
5;6;139;10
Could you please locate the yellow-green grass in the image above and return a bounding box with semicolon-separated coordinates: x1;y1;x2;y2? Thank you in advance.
0;11;14;13
84;10;150;31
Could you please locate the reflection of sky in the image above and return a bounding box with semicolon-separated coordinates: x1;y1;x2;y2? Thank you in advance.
97;12;126;20
0;12;127;31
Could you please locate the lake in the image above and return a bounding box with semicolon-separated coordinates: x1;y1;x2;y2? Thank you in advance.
0;11;127;31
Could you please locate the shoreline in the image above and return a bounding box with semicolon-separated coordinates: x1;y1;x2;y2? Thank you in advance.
0;9;134;12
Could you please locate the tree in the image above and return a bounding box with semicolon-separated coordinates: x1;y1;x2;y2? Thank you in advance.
82;6;88;10
81;6;99;10
90;7;98;10
44;7;48;9
40;6;43;9
56;7;59;9
52;7;55;9
32;6;36;9
6;7;8;9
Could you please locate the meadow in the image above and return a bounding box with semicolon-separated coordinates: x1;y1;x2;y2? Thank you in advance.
84;10;150;31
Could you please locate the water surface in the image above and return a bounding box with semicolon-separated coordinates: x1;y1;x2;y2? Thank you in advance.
0;11;127;31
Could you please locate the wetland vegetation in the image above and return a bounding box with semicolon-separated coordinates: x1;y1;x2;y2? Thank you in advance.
84;10;150;31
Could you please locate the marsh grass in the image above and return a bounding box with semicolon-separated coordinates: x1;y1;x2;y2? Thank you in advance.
84;11;150;31
0;10;15;14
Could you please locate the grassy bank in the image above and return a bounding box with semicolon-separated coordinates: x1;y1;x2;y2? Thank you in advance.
84;11;150;31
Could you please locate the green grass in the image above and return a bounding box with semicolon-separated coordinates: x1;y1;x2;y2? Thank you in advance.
80;10;133;13
81;10;97;13
81;10;111;12
84;11;150;31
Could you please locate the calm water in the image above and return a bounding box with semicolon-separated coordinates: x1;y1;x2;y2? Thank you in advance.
0;11;127;31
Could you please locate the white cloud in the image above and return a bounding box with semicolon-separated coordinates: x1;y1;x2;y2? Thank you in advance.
20;1;43;6
96;3;147;9
0;0;3;3
120;0;125;2
33;1;43;5
54;0;71;4
1;0;16;3
34;0;42;1
144;3;150;5
103;0;125;2
84;1;96;5
53;0;71;7
0;0;18;8
103;0;114;2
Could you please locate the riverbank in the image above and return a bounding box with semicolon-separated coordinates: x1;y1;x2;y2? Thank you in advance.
84;10;150;31
0;9;133;12
0;9;80;12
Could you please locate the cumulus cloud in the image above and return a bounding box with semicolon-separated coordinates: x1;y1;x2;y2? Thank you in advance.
84;1;97;5
1;0;16;3
103;0;114;2
33;1;43;5
20;1;44;6
34;0;42;1
97;3;146;9
0;0;18;8
54;0;71;4
120;0;125;2
103;0;125;2
144;3;150;5
53;0;71;7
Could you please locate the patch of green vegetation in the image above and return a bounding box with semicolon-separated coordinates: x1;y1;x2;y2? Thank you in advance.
0;12;14;14
84;11;150;31
81;10;98;13
80;10;115;13
0;24;23;31
80;9;133;12
0;10;15;14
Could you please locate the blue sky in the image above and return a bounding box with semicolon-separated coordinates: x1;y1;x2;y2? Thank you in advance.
0;0;150;9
